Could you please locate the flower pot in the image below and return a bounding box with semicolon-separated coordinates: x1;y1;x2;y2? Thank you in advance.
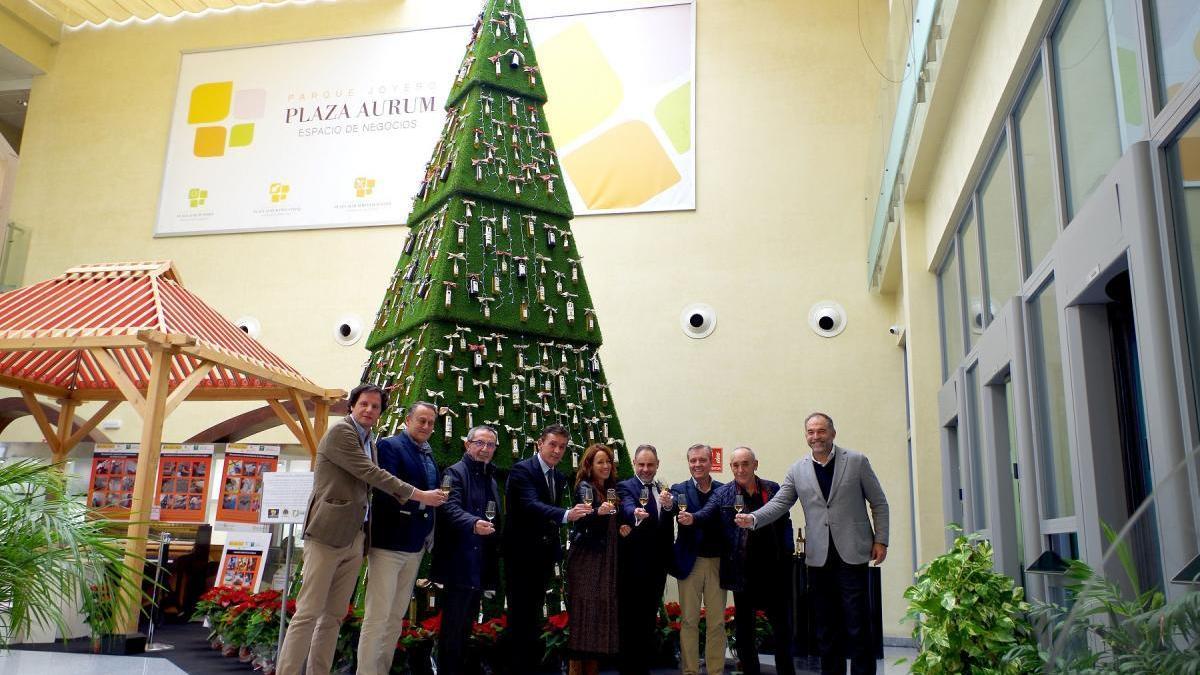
238;646;254;662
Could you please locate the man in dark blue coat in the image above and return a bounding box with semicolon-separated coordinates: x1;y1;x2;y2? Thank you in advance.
431;424;502;675
504;424;592;673
617;444;675;675
670;443;727;675
679;447;795;675
357;401;441;675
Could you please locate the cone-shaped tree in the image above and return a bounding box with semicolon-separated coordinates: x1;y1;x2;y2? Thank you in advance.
364;0;630;479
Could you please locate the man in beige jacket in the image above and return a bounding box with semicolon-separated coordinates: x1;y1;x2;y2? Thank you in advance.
277;384;447;674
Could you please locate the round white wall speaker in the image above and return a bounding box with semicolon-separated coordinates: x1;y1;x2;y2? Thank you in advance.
680;303;717;339
234;316;261;339
334;315;363;346
808;301;847;338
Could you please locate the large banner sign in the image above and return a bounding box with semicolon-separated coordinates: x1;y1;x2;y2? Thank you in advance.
155;2;694;236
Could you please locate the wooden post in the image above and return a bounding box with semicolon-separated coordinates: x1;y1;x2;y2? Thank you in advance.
116;346;172;634
53;399;78;465
314;399;330;458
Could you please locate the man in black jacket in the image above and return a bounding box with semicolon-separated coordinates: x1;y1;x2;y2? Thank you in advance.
504;424;592;673
617;444;675;675
431;424;502;675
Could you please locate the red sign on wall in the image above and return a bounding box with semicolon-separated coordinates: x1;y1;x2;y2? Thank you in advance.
711;446;723;473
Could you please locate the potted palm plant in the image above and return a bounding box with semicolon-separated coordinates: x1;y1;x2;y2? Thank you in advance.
0;459;134;649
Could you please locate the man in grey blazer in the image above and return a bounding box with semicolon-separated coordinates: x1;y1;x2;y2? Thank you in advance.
277;384;447;675
738;412;888;675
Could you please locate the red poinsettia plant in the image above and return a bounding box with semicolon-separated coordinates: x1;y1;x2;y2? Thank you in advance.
540;611;570;664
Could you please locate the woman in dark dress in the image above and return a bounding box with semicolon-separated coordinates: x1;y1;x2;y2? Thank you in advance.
566;444;621;675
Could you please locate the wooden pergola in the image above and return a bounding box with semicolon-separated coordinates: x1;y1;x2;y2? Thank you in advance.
0;261;344;632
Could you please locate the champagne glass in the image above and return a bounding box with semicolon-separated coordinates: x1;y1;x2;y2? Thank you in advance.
734;493;745;514
440;475;452;497
638;486;649;508
606;489;618;510
485;500;497;522
580;483;593;505
675;492;688;514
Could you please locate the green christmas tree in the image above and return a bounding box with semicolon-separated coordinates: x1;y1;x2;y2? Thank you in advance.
363;0;631;497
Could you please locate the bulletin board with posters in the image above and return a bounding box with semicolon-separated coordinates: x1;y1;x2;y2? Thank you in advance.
216;444;279;524
215;531;271;592
87;444;140;517
153;444;215;523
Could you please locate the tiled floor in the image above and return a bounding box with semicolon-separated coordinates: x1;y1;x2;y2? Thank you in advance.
0;650;189;675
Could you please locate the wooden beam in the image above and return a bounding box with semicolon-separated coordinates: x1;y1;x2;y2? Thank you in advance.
266;399;310;452
287;389;318;453
314;399;330;447
88;348;147;418
163;360;214;418
52;399;77;464
118;347;172;634
180;343;331;399
0;335;143;351
135;330;196;348
0;373;70;399
63;400;121;450
19;389;61;455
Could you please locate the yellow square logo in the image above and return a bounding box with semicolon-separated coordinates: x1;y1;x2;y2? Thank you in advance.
193;126;226;158
354;177;376;198
269;183;290;203
188;82;233;125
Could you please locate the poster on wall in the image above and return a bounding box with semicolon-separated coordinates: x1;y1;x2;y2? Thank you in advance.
86;443;139;517
154;1;694;237
152;444;215;523
711;446;723;473
215;531;272;592
215;444;279;524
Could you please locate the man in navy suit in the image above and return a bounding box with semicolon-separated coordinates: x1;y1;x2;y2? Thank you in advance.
679;447;795;675
617;444;675;675
431;424;502;675
504;424;592;674
670;444;727;675
357;401;441;675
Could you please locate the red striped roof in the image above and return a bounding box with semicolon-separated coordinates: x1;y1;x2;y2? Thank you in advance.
0;261;314;393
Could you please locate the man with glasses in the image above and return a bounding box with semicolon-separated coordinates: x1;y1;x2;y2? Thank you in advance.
357;401;444;675
431;425;502;675
278;385;446;675
504;424;594;673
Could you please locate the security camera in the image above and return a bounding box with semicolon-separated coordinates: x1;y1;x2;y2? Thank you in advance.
889;325;902;335
808;301;847;338
680;303;717;339
334;315;363;346
234;316;261;339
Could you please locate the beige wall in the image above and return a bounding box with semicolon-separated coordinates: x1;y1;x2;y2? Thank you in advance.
3;0;917;634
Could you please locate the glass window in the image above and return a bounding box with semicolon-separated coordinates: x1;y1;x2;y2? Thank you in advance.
1166;111;1200;431
961;211;984;349
980;138;1019;310
1149;1;1200;110
1029;279;1075;518
1004;377;1026;582
966;367;988;531
1053;0;1145;219
939;248;964;378
1016;67;1058;273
